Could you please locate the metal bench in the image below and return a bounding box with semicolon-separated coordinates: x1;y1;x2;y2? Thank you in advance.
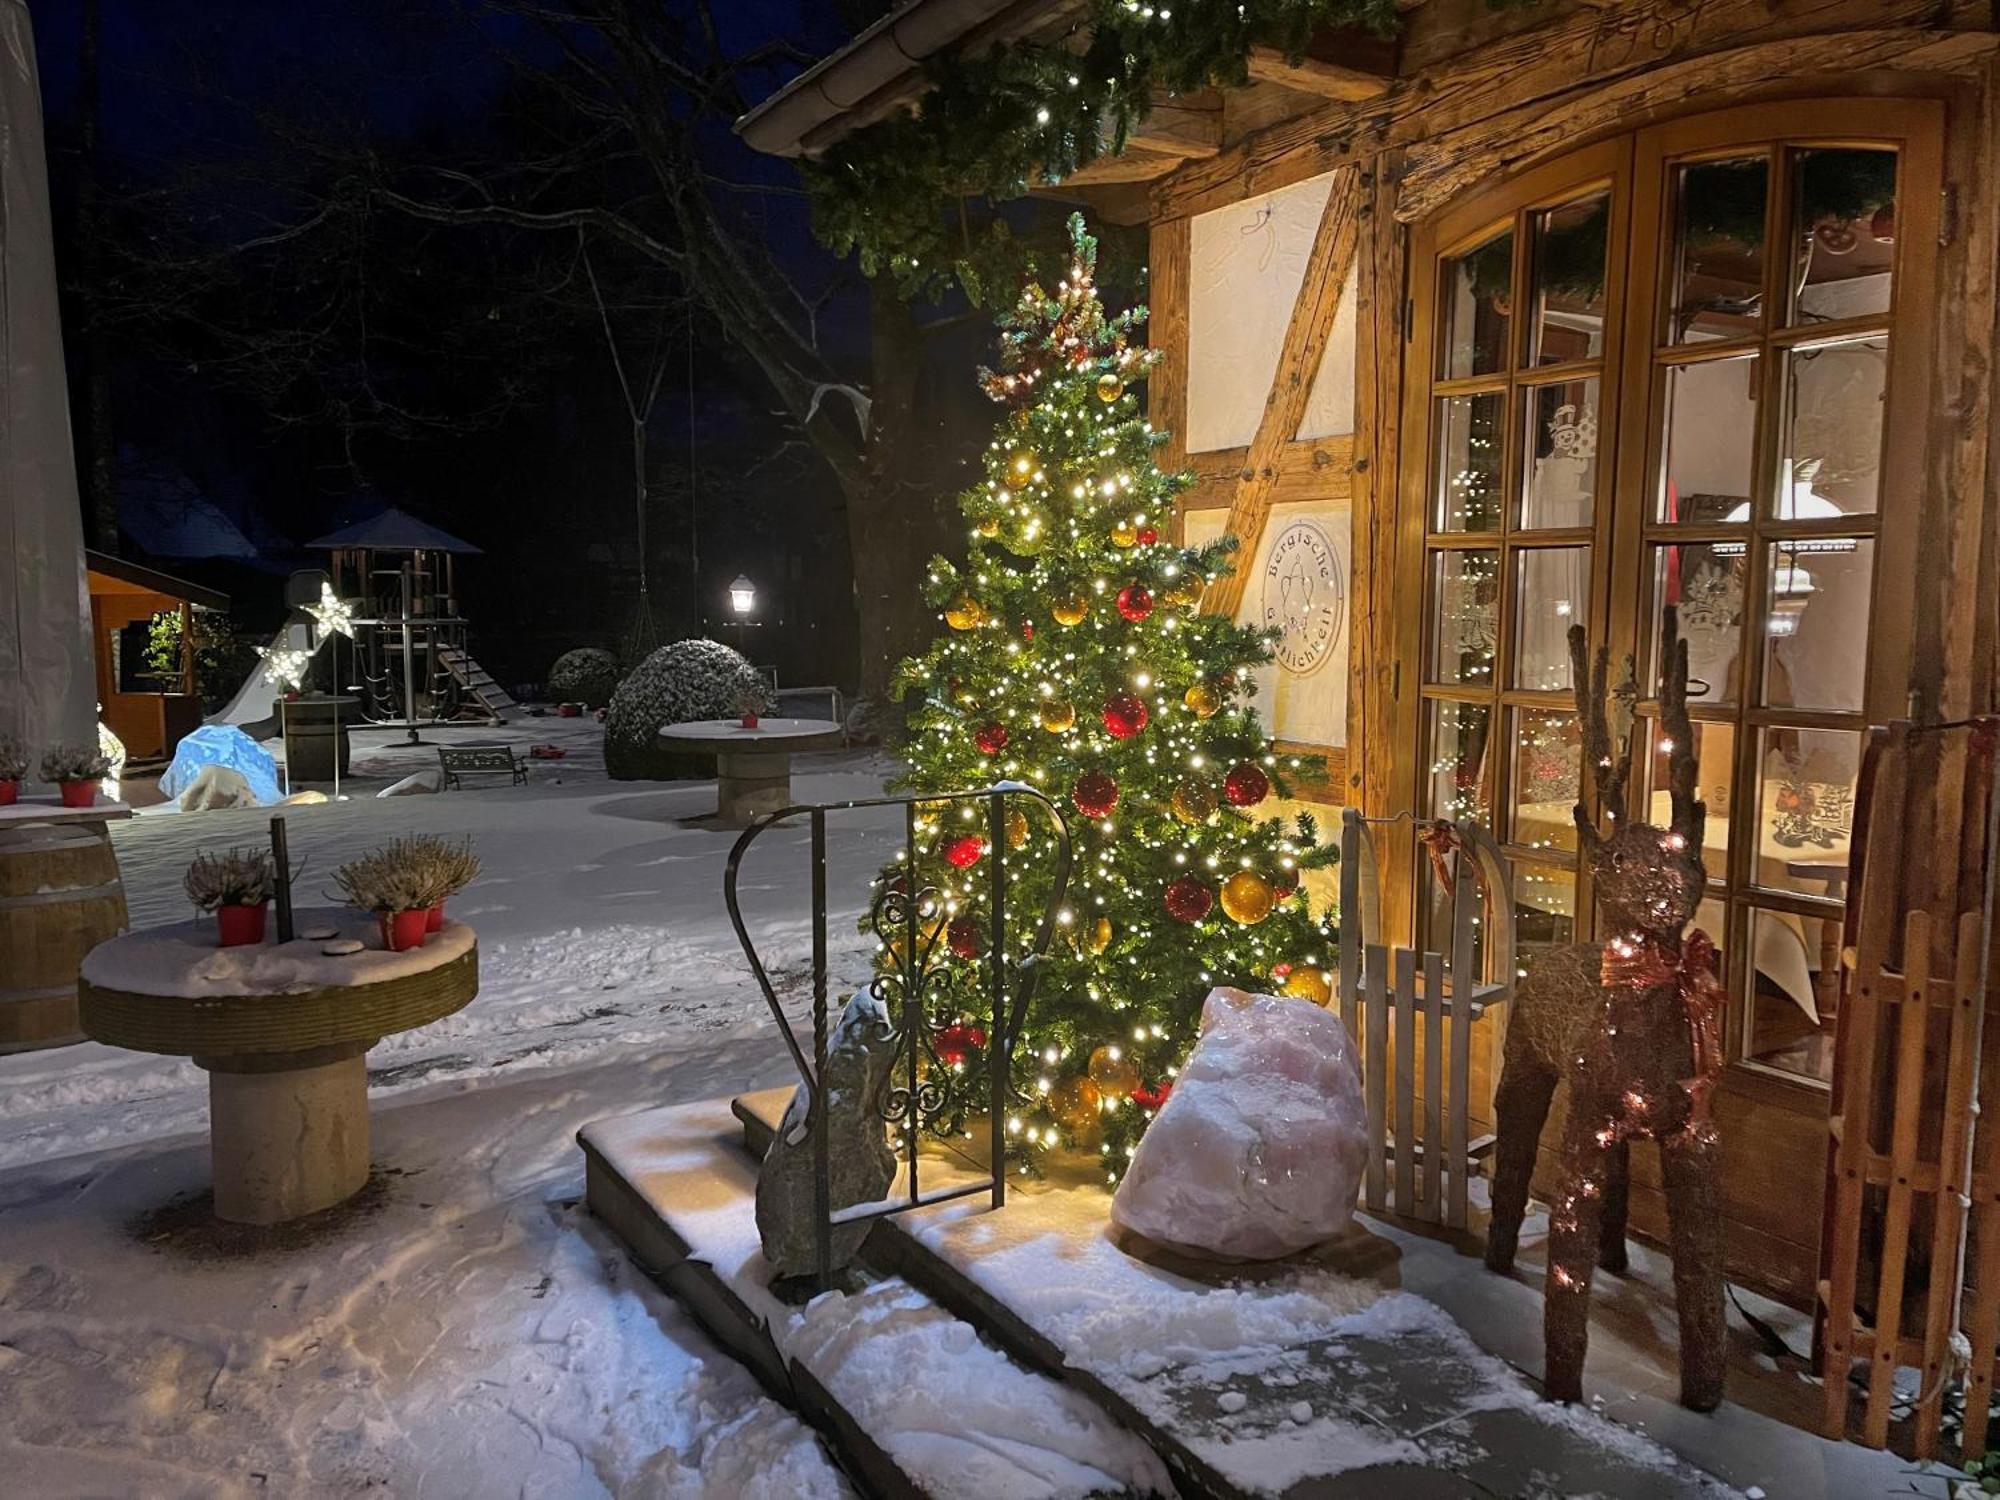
437;745;527;789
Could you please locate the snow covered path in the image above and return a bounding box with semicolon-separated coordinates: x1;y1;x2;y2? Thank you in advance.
0;755;900;1497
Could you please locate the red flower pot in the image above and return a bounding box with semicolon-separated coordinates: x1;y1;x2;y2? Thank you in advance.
740;714;760;729
0;779;16;806
425;903;445;933
379;909;430;952
216;903;268;948
58;779;96;808
557;702;581;718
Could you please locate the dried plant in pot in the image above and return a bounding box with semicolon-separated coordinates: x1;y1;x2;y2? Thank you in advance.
732;686;768;730
333;848;435;953
387;834;481;932
40;742;112;807
0;735;28;806
184;846;277;947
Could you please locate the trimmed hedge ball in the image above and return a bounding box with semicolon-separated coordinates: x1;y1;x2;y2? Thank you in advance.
603;639;769;780
546;647;622;709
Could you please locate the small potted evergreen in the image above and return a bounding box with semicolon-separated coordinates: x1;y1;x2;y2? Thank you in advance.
184;847;277;947
0;735;27;806
40;743;112;808
334;847;432;952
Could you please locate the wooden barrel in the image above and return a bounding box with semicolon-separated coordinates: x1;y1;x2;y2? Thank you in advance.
0;822;130;1052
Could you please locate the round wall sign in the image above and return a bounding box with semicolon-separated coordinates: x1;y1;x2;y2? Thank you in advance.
1261;518;1346;677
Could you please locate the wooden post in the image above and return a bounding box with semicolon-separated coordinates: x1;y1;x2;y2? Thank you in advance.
178;601;195;697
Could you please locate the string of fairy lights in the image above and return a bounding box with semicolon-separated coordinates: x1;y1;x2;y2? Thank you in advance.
882;216;1338;1180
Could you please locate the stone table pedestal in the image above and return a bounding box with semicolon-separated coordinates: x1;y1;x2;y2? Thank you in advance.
657;718;844;827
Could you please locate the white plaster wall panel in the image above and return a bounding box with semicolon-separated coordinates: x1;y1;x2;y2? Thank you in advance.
1296;271;1358;441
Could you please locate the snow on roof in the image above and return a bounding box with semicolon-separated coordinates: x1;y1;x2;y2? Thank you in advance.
120;484;261;561
307;506;483;555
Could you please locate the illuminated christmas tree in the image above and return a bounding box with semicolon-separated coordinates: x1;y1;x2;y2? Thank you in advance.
882;215;1338;1178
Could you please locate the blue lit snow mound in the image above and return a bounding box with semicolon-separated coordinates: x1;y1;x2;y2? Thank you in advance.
160;725;282;806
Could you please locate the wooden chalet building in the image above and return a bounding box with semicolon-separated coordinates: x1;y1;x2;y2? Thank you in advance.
740;0;2000;1326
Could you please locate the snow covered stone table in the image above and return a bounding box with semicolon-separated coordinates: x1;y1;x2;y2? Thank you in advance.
77;910;478;1224
655;718;843;826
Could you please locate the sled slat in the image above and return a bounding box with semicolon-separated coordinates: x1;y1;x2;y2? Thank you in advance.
1421;949;1443;1221
1394;946;1417;1216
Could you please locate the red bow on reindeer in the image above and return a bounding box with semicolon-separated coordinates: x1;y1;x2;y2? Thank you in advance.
1599;928;1726;1128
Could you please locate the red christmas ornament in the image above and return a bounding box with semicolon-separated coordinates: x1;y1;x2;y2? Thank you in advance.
1116;584;1154;622
974;722;1010;756
945;836;986;870
1101;692;1149;740
1165;875;1213;923
1021;620;1035;641
1131;1081;1173;1112
936;1020;988;1066
1271;962;1294;980
1072;770;1119;820
947;916;985;960
1223;762;1271;808
1136;525;1159;546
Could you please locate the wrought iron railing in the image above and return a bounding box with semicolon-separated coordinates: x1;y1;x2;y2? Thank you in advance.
723;784;1072;1284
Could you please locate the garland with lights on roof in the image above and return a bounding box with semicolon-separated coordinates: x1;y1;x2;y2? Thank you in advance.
876;214;1339;1181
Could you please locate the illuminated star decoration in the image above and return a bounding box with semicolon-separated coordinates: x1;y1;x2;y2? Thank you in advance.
304;581;357;639
256;644;315;693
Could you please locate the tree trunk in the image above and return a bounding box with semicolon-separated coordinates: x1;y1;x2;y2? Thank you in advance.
77;0;117;552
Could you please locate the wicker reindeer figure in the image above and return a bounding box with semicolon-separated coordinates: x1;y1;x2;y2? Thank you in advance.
1483;607;1727;1411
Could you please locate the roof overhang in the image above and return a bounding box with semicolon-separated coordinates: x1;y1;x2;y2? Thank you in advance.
85;550;230;613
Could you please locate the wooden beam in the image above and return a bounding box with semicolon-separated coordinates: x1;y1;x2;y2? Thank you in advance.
1146;216;1190;487
1245;45;1391;102
1201;167;1363;617
1055;148;1184;186
1125;99;1222;158
1183;436;1354;507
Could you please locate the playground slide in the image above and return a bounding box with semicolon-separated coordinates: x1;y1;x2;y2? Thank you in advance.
209;619;312;730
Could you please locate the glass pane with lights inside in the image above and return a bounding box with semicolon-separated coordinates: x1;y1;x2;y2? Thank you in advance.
1657;355;1759;523
1513;547;1590;692
1650;542;1746;707
1510;706;1582;853
1639;715;1734;875
1752;726;1860;898
1434;392;1506;532
1429;550;1501;686
1513;861;1577;979
1426;700;1496;828
1744;905;1837;1083
1789;147;1898;327
1669;154;1769;344
1440;225;1515;379
1760;536;1874;713
1518;378;1600;529
1775;336;1887;521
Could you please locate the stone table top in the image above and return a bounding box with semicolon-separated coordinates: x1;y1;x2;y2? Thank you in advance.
0;794;132;826
656;718;843;752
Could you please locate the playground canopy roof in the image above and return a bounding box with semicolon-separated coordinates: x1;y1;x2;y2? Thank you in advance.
307;506;482;555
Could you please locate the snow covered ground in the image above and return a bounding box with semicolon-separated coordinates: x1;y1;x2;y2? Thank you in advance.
0;742;899;1497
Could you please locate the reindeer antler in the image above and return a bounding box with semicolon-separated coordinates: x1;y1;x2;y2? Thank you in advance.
1659;606;1706;855
1568;624;1632;846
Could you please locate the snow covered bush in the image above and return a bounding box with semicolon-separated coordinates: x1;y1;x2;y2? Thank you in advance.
603;638;768;780
546;647;621;709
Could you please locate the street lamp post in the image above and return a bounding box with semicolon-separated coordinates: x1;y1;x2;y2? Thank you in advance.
728;575;756;654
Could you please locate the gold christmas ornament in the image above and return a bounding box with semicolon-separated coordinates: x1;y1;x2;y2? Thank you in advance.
1170;778;1218;826
1110;521;1139;549
1087;916;1113;954
1219;870;1276;926
1183;682;1222;719
944;595;986;631
1051;595;1090;627
1004;808;1031;849
976;516;1001;538
1039;698;1077;733
1282;966;1333;1006
1049;1075;1103;1133
1164;575;1205;609
1095;371;1124;404
1005;450;1039;489
1086;1045;1140;1098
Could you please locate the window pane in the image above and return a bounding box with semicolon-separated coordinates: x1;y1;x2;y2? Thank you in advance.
1790;148;1897;326
1762;536;1873;712
1658;355;1759;523
1429;550;1500;685
1670;155;1768;344
1511;707;1582;853
1639;715;1734;875
1513;547;1589;691
1441;226;1514;379
1753;726;1859;895
1777;336;1887;521
1426;700;1495;828
1745;906;1837;1082
1514;862;1576;980
1519;378;1599;529
1650;543;1745;706
1529;193;1609;365
1434;392;1506;531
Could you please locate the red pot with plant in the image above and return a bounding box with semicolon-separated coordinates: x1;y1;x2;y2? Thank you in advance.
0;736;24;804
425;903;445;933
216;903;269;947
58;780;97;808
0;780;17;807
40;743;112;807
379;908;430;952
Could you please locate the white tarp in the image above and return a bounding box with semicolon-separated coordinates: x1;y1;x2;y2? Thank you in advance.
1186;171;1357;454
1186;500;1350;749
0;0;94;748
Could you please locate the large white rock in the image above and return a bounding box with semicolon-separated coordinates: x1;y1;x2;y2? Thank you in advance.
1110;987;1367;1260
